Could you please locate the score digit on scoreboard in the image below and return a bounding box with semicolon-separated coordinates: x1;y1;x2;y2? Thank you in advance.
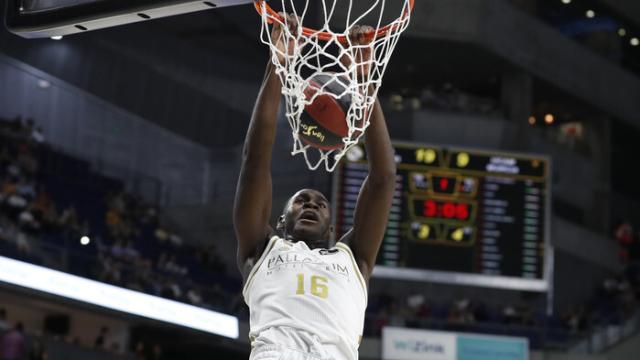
333;143;551;291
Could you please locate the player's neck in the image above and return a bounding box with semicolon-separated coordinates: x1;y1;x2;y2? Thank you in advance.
284;234;332;249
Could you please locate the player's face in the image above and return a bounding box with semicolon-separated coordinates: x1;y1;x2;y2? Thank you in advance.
282;189;332;244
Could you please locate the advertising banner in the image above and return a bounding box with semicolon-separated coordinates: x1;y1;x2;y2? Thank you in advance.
383;327;457;360
382;327;528;360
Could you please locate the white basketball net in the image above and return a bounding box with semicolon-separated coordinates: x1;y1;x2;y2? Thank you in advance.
258;0;413;171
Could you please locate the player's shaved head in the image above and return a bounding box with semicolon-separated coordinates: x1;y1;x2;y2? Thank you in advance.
279;188;333;248
283;189;330;214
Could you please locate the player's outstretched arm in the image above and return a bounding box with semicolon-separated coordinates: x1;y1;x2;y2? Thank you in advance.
234;14;299;276
233;62;279;275
340;26;397;281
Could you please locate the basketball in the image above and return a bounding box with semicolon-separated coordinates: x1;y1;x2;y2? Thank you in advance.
299;74;359;151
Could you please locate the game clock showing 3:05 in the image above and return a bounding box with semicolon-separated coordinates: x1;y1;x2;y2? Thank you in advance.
332;142;552;291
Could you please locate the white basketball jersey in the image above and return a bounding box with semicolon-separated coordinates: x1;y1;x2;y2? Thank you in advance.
243;236;367;360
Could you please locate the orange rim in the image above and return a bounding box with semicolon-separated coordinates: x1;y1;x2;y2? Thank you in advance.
254;0;415;42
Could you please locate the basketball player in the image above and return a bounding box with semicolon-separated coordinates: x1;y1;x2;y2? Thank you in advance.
234;14;396;360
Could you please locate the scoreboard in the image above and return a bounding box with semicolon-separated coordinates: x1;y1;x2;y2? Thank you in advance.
333;143;552;291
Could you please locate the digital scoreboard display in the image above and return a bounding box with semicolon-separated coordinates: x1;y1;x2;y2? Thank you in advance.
333;143;552;291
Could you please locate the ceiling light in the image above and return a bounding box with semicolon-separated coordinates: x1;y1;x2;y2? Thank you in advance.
631;38;640;47
544;114;555;125
586;10;595;18
51;35;63;40
561;0;571;4
618;28;627;37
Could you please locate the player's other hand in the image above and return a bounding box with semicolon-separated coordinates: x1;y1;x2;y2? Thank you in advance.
271;13;300;65
341;25;375;78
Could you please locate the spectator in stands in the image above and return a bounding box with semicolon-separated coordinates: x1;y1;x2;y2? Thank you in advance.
502;305;519;325
0;309;9;334
0;223;6;244
447;299;476;326
109;192;126;214
1;322;26;360
1;176;18;197
105;207;122;238
58;205;80;238
23;119;35;140
134;342;146;360
0;222;17;246
30;127;45;145
16;146;38;177
0;146;10;171
168;233;183;247
617;277;637;317
562;306;586;333
15;180;35;203
32;186;57;232
15;231;30;255
405;294;427;327
186;287;203;306
27;339;47;360
160;280;182;300
140;206;158;225
615;220;634;263
154;225;170;244
387;301;407;327
99;256;122;285
94;326;109;350
156;252;167;271
5;186;28;217
169;281;183;300
372;306;391;336
520;305;534;326
163;255;187;276
6;163;21;180
150;344;164;360
110;240;126;259
122;241;139;262
18;206;40;233
108;342;121;354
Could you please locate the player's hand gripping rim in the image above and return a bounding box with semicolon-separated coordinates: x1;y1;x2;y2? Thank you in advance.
340;25;375;82
270;12;302;66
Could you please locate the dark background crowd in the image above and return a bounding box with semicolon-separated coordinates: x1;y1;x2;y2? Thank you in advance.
2;114;639;357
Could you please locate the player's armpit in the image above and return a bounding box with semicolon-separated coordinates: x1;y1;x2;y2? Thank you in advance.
239;228;275;281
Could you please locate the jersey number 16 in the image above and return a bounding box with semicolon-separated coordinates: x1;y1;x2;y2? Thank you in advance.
296;273;329;299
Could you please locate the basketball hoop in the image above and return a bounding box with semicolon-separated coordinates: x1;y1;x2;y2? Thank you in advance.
254;0;415;42
255;0;414;171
